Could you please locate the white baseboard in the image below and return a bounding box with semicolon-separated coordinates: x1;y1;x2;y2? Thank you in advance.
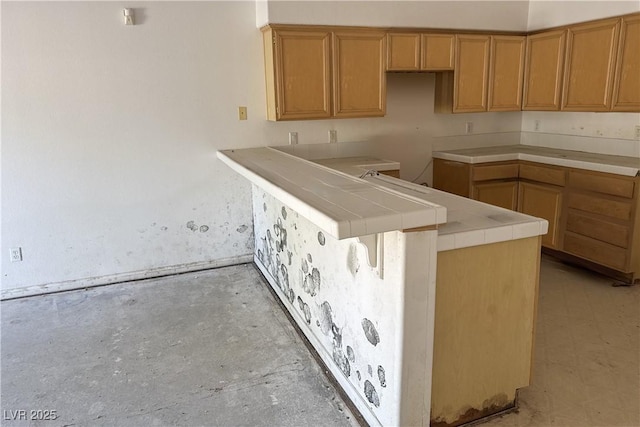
1;255;253;300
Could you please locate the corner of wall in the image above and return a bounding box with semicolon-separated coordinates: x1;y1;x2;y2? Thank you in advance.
255;0;269;28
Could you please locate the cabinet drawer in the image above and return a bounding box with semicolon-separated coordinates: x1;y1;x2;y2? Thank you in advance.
569;170;635;198
472;163;519;181
380;169;400;178
568;193;633;221
519;163;565;186
566;211;630;248
564;232;628;271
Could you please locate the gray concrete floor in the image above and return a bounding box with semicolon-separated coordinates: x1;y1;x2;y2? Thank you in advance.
1;264;358;427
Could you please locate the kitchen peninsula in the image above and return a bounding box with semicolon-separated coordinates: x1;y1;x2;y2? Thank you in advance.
217;147;547;427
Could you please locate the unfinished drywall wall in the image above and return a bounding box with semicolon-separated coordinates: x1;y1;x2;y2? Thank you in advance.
2;1;523;295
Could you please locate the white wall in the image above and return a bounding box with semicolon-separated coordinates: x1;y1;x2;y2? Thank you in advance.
1;1;522;294
522;0;640;156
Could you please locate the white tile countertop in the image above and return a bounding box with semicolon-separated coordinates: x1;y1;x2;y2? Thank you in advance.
432;145;640;177
217;147;446;239
312;156;400;176
363;175;548;252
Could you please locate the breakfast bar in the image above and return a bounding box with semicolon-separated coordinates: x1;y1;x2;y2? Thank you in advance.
217;147;548;427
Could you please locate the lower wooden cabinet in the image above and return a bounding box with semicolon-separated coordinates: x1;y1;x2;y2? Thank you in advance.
518;182;563;249
433;157;640;283
473;181;518;210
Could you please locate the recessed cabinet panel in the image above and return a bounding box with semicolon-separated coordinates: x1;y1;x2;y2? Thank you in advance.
518;182;563;249
454;35;490;112
562;18;620;111
473;181;519;210
387;33;421;71
612;14;640;111
266;29;332;120
488;36;525;111
522;30;566;110
421;34;455;70
333;31;386;118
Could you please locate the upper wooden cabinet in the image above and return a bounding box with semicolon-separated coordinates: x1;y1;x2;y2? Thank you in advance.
488;36;526;111
262;26;385;121
333;30;386;118
435;34;524;113
522;30;566;111
263;28;332;121
612;14;640;111
562;18;621;111
387;33;454;71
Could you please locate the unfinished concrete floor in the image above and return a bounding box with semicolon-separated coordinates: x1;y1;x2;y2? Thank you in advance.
1;264;357;427
2;256;639;427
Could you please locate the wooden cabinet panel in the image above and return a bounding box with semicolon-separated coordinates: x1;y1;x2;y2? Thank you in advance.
472;163;519;181
380;169;400;178
612;14;640;111
453;35;490;112
562;18;620;111
488;36;525;111
564;232;628;271
333;31;386;118
566;211;630;248
520;163;566;186
387;33;420;71
522;30;566;111
421;34;455;70
266;29;332;121
569;170;635;198
473;181;519;210
568;193;633;221
519;182;563;249
433;159;471;197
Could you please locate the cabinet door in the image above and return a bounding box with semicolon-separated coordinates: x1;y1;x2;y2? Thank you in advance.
453;35;490;112
488;36;525;111
562;18;620;111
387;33;420;71
333;31;386;118
518;182;563;249
271;29;332;120
473;181;518;210
522;30;566;111
612;14;640;112
421;34;455;70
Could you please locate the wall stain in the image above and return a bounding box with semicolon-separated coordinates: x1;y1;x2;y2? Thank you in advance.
318;231;326;246
199;225;209;233
364;380;380;407
263;202;267;212
307;253;313;263
237;224;249;233
186;221;198;232
368;364;373;377
347;243;360;276
356;371;361;381
281;206;288;220
346;346;355;363
160;226;168;231
362;318;380;346
297;296;312;324
377;365;386;388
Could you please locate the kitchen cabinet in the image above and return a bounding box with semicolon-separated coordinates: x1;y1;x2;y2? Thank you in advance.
562;18;621;111
262;27;332;120
522;29;566;110
519;182;563;249
473;181;519;210
386;33;455;71
435;34;524;113
452;35;491;112
333;30;386;117
488;36;526;111
262;25;385;121
612;14;640;111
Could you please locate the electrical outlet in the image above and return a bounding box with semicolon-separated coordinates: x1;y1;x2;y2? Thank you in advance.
9;247;22;262
329;130;337;143
465;122;473;134
635;125;640;139
238;106;248;120
289;132;298;145
534;120;541;132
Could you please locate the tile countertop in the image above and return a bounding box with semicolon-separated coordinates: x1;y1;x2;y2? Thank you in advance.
312;156;400;176
363;175;549;252
432;145;640;177
217;147;446;240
